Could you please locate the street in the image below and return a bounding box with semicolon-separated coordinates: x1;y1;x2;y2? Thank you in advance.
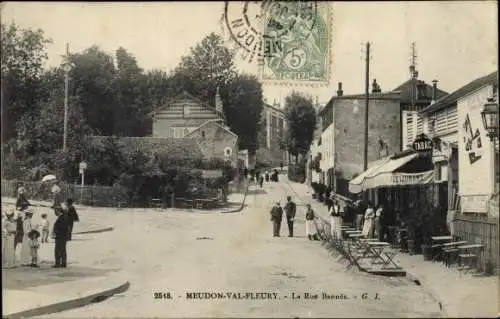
35;179;442;318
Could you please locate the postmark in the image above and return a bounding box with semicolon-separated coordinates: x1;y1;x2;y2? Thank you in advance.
222;1;321;68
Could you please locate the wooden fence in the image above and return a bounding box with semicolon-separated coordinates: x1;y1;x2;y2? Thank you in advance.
453;214;499;274
1;179;129;207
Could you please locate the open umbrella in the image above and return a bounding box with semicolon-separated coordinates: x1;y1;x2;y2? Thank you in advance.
41;174;57;182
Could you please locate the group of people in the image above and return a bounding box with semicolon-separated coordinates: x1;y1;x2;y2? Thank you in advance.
2;183;79;269
269;196;322;240
244;168;280;187
354;199;388;241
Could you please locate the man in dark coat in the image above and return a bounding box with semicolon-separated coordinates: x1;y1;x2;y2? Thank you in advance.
16;187;30;211
270;202;283;237
52;209;70;268
284;196;297;237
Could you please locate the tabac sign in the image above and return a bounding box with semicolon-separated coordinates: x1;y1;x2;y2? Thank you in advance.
412;134;434;153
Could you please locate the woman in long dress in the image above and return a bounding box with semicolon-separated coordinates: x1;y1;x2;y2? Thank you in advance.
20;210;34;266
362;202;375;238
3;211;17;268
305;204;318;240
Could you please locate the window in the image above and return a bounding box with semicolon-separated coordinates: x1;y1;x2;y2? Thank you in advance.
171;127;185;138
201;131;205;138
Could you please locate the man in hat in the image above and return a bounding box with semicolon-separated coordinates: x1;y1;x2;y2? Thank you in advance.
16;186;30;211
284;196;296;237
270;202;283;237
52;208;70;268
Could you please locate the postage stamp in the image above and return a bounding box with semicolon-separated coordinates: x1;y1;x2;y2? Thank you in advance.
260;1;331;85
222;1;331;85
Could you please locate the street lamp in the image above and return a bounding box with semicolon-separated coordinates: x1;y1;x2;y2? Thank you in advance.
481;97;499;142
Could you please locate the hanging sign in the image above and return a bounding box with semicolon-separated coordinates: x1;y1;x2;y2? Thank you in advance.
412;134;434;152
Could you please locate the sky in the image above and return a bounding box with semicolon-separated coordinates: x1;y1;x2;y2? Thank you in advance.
2;1;498;107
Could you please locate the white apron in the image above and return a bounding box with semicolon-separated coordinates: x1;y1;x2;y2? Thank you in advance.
330;216;342;240
20;219;33;265
306;220;316;236
3;220;17;268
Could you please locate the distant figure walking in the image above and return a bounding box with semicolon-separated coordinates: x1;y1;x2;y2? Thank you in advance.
284;196;297;237
52;209;69;268
14;212;24;250
280;161;284;172
305;204;319;240
259;175;264;188
2;211;17;268
20;209;34;266
362;202;375;238
270;202;284;237
265;171;270;182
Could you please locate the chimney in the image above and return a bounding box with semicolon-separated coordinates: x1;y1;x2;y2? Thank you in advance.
372;79;381;93
337;82;343;96
432;80;438;102
215;86;223;113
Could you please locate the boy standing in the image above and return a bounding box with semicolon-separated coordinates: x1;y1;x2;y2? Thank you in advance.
28;229;40;267
40;214;50;243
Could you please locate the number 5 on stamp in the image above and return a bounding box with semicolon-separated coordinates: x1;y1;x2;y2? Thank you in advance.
261;1;331;85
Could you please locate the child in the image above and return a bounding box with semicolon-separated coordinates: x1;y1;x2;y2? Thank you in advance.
27;229;40;267
41;214;50;243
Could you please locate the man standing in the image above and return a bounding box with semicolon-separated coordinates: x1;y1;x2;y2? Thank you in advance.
52;208;69;268
284;196;297;237
270;202;283;237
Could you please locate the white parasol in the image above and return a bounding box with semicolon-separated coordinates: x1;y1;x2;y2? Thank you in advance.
41;174;57;182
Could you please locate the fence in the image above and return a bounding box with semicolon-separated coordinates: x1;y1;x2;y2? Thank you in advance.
453;214;499;274
2;179;129;207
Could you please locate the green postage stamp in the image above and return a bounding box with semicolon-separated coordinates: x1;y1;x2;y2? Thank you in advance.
223;1;331;86
260;1;331;85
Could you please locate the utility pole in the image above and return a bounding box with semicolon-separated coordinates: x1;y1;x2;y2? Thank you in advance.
409;42;418;111
63;43;70;152
363;42;370;171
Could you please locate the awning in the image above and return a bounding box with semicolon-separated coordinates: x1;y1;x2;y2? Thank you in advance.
348;157;391;194
349;152;434;193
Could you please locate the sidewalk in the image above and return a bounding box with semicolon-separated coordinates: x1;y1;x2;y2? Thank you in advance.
285;178;499;318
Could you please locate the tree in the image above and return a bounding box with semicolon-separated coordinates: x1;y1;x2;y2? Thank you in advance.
68;46;118;135
222;74;264;155
283;92;317;162
1;22;52;142
175;33;236;104
114;47;151;136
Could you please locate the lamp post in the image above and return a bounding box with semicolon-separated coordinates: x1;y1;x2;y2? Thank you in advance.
481;97;499;142
481;96;499;192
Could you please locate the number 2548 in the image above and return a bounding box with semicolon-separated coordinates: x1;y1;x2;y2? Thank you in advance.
154;292;172;299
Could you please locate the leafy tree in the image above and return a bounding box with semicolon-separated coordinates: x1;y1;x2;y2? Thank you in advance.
68;46;118;135
222;74;263;155
1;22;52;142
283;92;317;162
175;32;236;104
114;47;150;136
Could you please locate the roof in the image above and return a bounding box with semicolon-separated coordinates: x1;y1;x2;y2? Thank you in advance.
319;91;401;116
393;79;448;104
150;90;225;120
185;119;238;139
89;136;206;159
421;71;498;114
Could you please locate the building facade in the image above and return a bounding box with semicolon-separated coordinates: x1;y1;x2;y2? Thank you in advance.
257;102;288;167
316;81;402;196
151;90;225;139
